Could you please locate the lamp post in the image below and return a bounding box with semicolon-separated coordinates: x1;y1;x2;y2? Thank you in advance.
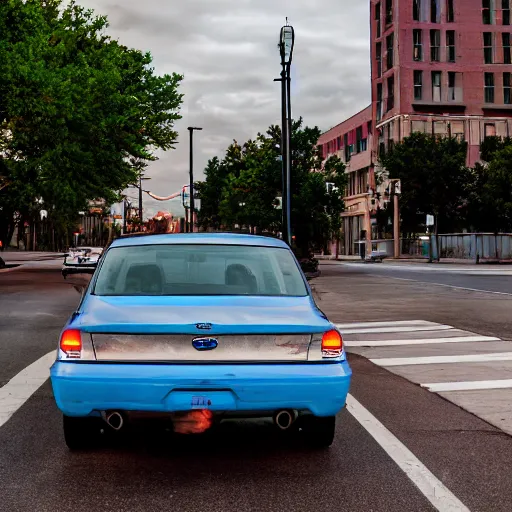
277;21;295;246
188;127;203;233
137;176;152;226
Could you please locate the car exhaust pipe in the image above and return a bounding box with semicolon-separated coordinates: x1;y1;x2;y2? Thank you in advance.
103;411;124;431
273;410;296;431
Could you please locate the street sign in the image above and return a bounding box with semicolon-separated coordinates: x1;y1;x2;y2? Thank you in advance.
426;214;435;226
394;180;402;195
274;197;282;210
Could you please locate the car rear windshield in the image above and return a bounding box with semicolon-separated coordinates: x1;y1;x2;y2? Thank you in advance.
93;244;308;297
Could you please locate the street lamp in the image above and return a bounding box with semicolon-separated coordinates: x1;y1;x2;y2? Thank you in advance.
277;21;295;246
188;127;203;233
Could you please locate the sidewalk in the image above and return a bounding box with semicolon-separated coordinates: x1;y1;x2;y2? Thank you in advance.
1;251;65;263
319;258;512;275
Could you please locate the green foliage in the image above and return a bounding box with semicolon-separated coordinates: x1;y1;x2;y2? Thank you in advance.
379;132;469;234
480;136;512;163
197;118;347;254
0;0;183;247
466;147;512;232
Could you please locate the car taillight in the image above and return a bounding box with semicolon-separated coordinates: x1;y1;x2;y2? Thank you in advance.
321;330;343;358
60;329;82;358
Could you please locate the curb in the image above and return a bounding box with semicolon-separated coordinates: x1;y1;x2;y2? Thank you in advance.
0;264;23;274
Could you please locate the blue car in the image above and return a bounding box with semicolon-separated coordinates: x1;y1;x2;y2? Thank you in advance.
50;233;352;449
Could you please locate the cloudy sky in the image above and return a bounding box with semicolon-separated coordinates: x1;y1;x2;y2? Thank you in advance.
79;0;371;218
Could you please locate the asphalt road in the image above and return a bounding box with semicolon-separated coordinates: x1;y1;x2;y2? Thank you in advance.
2;264;512;511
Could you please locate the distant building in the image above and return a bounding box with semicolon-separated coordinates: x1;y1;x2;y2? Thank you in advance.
319;0;512;255
318;106;374;256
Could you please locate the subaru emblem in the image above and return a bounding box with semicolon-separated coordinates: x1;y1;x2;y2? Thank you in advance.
196;323;212;330
192;337;219;351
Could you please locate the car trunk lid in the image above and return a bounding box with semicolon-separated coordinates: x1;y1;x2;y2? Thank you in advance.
80;295;329;362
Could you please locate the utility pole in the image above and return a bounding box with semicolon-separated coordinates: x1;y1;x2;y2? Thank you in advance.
138;174;143;225
392;180;401;259
188;127;203;233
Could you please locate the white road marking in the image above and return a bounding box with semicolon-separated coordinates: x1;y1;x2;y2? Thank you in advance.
367;275;512;297
371;352;512;367
346;394;470;512
422;379;512;392
345;335;500;347
340;325;453;335
0;352;55;429
335;320;435;329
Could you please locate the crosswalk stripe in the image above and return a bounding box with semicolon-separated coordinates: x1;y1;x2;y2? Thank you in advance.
345;335;500;347
0;352;54;429
371;352;512;367
335;320;435;329
339;325;453;335
422;379;512;392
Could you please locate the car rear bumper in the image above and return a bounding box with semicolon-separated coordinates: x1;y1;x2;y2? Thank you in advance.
50;361;352;417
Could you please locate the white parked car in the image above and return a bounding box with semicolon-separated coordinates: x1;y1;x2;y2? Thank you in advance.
62;246;103;278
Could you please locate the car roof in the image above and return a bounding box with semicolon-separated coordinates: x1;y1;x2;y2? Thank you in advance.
110;233;289;249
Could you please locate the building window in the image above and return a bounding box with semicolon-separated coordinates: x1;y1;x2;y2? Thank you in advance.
446;31;456;62
375;2;381;38
447;0;455;22
484;32;494;63
431;0;440;22
377;83;383;121
430;30;441;61
386;0;393;24
450;121;465;141
356;127;363;153
376;42;382;77
432;71;442;102
386;33;394;68
448;72;456;100
483;0;493;24
344;134;350;162
434;121;448;137
387;75;395;110
412;120;426;133
413;0;421;20
414;70;423;100
413;29;423;61
337;136;342;150
485;123;497;137
503;32;511;63
504;72;512;103
504;0;511;25
485;72;495;102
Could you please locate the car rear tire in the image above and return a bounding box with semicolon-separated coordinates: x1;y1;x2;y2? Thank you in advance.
301;415;336;448
63;415;102;451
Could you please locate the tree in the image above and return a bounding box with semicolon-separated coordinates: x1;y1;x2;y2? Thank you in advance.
197;118;347;255
379;132;469;235
465;147;512;232
0;0;183;248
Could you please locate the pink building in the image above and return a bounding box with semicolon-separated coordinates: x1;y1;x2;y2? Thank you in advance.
319;0;512;255
372;0;512;166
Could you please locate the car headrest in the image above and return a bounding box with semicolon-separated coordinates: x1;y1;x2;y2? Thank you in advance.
125;263;163;294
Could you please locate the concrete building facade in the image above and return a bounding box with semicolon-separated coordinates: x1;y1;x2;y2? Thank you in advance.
319;0;512;255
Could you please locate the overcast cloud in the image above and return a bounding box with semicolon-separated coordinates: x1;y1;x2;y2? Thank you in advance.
78;0;371;218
